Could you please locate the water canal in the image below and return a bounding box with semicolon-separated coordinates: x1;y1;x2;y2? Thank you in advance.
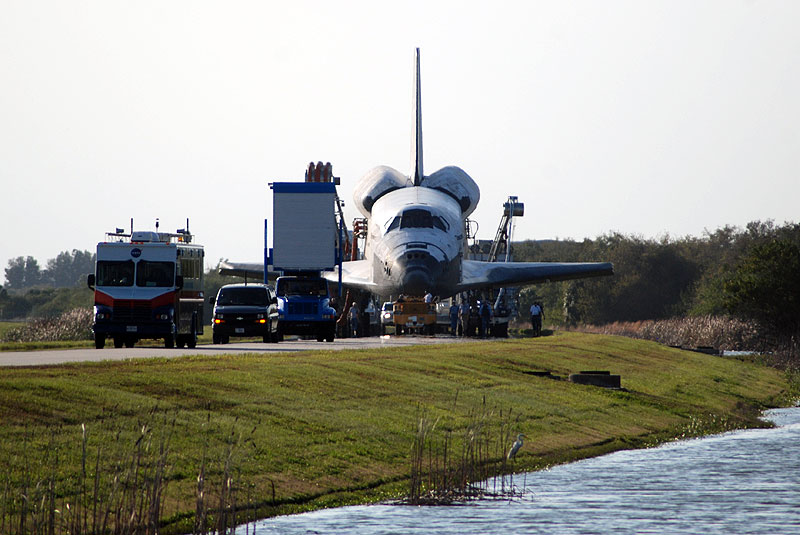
239;407;800;534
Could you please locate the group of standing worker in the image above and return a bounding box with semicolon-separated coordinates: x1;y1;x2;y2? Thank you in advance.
448;297;494;338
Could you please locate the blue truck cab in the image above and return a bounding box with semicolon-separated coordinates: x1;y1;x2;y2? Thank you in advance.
275;274;337;342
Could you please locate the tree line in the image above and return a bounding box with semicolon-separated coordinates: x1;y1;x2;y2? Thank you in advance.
4;250;96;290
515;220;800;346
3;221;799;346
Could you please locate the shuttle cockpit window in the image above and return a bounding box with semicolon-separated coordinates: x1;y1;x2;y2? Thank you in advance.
400;209;433;229
386;209;449;233
387;216;401;232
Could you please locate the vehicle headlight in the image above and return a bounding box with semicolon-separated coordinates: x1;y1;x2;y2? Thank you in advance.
158;313;170;320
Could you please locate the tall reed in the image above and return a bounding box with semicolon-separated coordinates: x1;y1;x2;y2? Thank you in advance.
0;412;256;534
405;398;524;505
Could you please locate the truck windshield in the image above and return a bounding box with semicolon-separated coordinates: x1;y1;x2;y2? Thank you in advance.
135;261;175;287
277;279;327;297
96;260;134;286
217;287;269;306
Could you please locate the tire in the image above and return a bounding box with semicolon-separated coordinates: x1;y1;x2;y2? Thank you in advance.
263;334;271;343
94;336;105;349
177;336;186;348
164;334;175;348
124;338;135;348
316;332;324;342
212;333;221;344
187;313;198;348
114;337;124;348
268;323;279;343
222;335;229;344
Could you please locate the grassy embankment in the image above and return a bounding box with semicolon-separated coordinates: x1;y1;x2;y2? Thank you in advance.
0;332;793;533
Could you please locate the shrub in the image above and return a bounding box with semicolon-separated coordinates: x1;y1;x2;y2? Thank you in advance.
2;308;93;342
572;315;767;352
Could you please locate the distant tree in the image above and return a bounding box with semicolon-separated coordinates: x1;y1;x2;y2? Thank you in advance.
45;249;96;287
23;256;42;287
4;256;43;289
4;257;25;289
723;239;800;337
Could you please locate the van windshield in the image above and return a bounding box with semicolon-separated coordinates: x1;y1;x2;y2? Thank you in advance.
136;261;175;287
96;260;135;286
217;287;269;306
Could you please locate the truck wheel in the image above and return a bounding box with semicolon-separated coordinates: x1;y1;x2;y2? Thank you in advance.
164;334;175;348
212;333;221;344
114;337;124;348
187;313;198;348
124;337;135;348
94;336;105;349
316;332;324;342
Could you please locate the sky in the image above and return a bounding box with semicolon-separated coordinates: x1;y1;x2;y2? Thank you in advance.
2;1;799;280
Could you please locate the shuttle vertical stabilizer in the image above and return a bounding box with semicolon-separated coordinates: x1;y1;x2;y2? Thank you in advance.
412;48;423;186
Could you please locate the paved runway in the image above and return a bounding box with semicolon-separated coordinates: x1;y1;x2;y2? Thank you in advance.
0;335;473;367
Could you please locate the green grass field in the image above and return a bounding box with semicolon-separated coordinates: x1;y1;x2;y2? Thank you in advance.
0;332;792;533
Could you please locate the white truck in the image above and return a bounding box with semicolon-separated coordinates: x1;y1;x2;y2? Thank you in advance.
87;226;205;348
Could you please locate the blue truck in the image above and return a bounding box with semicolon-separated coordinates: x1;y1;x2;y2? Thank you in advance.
275;274;337;342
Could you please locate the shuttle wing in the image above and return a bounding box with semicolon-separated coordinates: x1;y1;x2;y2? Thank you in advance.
320;260;377;292
456;260;613;293
218;261;269;280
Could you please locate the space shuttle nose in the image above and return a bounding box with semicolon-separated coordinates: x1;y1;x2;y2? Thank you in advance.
394;248;438;296
401;270;433;296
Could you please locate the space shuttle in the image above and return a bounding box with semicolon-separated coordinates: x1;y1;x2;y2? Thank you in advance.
223;49;612;297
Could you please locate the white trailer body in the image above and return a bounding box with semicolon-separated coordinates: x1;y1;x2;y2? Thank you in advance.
272;182;337;272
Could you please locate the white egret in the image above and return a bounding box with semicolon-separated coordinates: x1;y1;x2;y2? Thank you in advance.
507;433;526;460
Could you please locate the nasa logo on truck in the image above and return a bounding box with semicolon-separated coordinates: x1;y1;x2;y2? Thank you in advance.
131;248;142;258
